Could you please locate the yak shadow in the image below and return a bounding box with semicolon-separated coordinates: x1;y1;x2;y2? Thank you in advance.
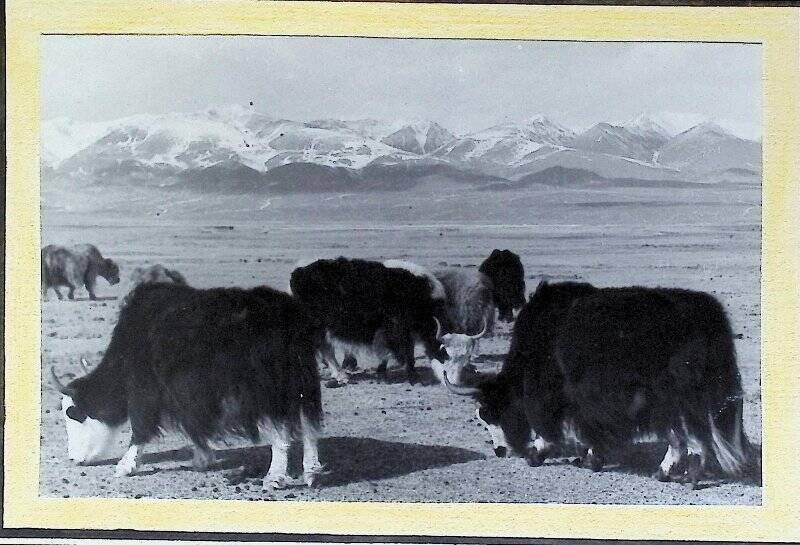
107;437;485;487
319;436;485;486
45;295;117;303
327;364;443;387
550;440;763;488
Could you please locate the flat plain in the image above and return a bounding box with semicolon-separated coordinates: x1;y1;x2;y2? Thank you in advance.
39;183;762;504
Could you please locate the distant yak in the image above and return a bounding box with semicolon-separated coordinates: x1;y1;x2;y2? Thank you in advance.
41;244;120;301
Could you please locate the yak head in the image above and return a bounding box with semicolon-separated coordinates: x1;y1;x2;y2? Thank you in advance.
102;258;121;285
423;316;450;364
430;318;488;387
50;364;121;465
441;368;530;458
479;249;525;322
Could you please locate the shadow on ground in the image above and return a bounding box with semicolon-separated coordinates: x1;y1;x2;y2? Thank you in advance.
116;436;485;487
319;436;485;486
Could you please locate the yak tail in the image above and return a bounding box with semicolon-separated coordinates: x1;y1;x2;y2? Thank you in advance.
708;396;751;476
705;319;753;477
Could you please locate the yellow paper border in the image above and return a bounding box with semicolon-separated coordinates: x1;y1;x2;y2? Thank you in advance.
5;2;800;540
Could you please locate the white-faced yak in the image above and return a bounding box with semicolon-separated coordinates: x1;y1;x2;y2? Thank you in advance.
50;282;326;490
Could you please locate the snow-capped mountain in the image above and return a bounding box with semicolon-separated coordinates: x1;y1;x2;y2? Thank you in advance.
41;107;761;194
657;122;761;175
432;115;574;169
380;122;455;155
570;123;663;163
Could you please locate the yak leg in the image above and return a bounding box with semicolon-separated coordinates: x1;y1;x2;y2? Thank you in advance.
115;444;140;476
52;287;64;300
383;328;416;385
681;414;712;489
653;430;686;482
317;343;349;385
526;435;559;466
341;352;358;371
583;447;605;472
67;284;76;300
192;445;216;471
263;423;293;490
85;274;98;301
301;411;324;487
117;376;161;476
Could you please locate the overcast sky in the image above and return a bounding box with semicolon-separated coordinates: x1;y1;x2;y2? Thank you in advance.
41;36;761;139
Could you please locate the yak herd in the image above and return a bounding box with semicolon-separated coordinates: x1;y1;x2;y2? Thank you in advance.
43;242;756;493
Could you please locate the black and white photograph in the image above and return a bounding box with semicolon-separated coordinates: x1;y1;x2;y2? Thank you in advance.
39;36;762;505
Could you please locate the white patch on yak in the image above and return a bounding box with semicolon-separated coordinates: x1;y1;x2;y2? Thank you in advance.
475;408;509;454
61;395;121;465
383;259;446;300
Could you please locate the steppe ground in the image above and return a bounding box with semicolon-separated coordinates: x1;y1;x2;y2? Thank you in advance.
40;182;762;504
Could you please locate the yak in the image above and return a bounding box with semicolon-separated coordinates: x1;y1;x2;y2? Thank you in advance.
50;282;326;489
289;257;449;385
42;243;120;301
444;280;753;488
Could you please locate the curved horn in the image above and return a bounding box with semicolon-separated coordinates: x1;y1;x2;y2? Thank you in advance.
442;370;480;396
433;316;443;340
468;318;488;340
49;366;72;395
80;358;90;375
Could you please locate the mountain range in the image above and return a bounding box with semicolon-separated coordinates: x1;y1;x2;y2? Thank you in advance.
41;104;761;194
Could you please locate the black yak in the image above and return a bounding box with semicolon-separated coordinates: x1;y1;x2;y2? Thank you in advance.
289;257;449;385
50;282;326;489
444;280;753;488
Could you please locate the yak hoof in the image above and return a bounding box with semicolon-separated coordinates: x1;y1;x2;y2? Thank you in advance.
652;468;671;482
585;453;604;472
192;448;216;471
263;473;294;490
684;454;703;490
525;448;544;467
114;456;138;477
304;467;329;488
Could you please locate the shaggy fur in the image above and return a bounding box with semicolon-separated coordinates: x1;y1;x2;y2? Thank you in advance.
41;243;120;300
478;249;526;322
57;282;323;465
290;257;449;384
434;268;496;336
473;280;752;482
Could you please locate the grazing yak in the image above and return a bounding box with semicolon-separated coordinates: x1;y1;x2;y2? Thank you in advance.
434;249;526;337
289;257;450;385
50;282;326;489
444;280;753;488
41;244;120;301
120;264;188;308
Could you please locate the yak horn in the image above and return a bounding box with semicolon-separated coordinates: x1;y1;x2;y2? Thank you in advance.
468;319;488;340
49;366;72;395
433;316;443;340
442;370;480;396
80;358;91;374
